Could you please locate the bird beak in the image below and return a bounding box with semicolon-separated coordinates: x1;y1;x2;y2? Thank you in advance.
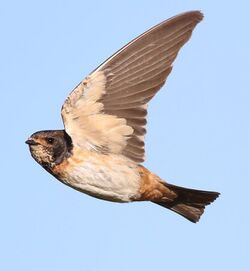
25;138;38;145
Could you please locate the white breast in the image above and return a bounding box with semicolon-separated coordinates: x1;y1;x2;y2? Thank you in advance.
60;152;141;202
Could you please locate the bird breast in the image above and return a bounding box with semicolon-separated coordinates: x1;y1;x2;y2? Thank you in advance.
52;148;141;202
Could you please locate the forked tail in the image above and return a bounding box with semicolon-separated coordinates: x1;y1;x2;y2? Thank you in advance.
154;183;220;223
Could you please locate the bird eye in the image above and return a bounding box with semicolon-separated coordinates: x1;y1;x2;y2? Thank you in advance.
46;137;55;144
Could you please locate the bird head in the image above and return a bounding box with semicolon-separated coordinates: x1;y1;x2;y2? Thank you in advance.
25;130;72;169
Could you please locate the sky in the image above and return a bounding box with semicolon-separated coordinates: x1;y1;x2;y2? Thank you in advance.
1;1;250;270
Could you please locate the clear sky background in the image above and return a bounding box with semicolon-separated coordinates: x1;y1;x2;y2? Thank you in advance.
1;1;249;270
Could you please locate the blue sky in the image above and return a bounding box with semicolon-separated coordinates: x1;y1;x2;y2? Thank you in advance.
1;1;249;270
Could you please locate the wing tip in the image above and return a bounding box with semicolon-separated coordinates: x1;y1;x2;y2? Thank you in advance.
172;10;204;25
194;10;204;23
181;10;204;22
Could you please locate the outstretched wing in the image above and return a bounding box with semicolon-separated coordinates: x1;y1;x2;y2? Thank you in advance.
61;11;203;163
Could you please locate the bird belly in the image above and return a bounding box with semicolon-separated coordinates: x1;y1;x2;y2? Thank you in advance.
55;152;141;202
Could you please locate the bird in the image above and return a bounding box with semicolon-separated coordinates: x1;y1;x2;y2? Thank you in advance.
26;11;219;223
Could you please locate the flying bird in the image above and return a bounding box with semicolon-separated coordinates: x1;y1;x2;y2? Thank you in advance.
26;11;219;223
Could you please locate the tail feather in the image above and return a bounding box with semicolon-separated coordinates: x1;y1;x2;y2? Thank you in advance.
154;183;220;223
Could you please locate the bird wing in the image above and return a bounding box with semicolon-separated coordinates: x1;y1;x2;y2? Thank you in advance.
61;11;203;163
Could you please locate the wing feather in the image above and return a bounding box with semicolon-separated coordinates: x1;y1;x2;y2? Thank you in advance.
61;11;203;162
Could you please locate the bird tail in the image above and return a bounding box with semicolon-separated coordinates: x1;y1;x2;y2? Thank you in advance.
153;183;220;223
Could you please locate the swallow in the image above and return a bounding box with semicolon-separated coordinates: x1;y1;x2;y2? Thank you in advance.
26;11;219;223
